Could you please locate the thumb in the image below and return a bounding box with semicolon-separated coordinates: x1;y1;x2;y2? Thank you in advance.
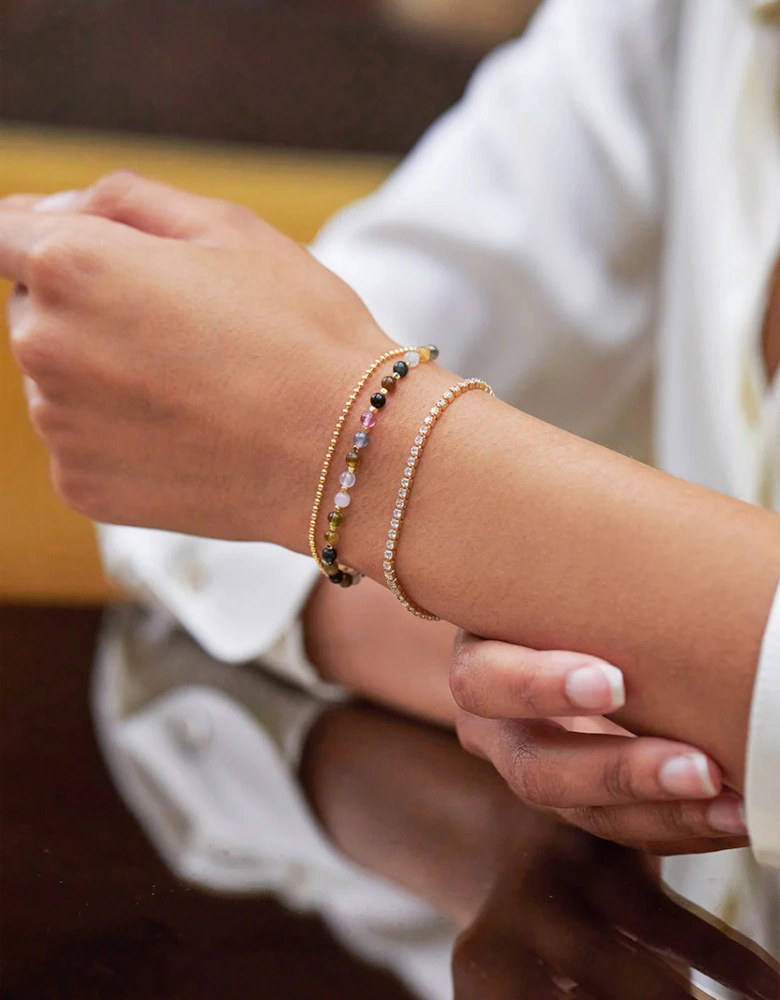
34;171;248;243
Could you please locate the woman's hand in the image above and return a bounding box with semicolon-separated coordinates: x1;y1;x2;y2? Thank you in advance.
0;173;392;546
451;632;749;853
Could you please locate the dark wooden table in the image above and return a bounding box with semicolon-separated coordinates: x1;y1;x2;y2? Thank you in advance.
0;604;412;999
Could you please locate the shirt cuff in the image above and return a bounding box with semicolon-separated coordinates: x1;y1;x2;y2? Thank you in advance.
745;580;780;869
97;524;331;693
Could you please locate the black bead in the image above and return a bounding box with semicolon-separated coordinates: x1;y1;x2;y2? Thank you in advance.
393;360;409;377
322;547;338;564
328;570;344;584
370;392;386;409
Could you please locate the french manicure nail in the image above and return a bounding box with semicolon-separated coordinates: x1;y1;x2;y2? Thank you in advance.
707;798;748;835
658;753;718;797
34;190;81;212
565;662;625;711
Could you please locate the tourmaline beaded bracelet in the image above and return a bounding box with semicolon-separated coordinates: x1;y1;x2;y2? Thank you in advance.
384;378;494;619
309;345;439;588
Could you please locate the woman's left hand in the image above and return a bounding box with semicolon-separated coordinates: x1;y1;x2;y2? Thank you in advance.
451;632;750;853
0;173;392;547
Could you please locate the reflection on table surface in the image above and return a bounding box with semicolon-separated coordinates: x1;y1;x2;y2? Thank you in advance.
2;603;778;999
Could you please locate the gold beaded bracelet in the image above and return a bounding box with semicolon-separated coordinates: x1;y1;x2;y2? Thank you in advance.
309;345;439;588
383;378;494;618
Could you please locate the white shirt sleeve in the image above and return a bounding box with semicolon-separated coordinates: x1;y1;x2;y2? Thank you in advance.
98;0;678;686
745;582;780;869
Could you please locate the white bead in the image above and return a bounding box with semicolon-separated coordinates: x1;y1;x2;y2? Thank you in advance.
404;351;420;368
334;491;351;508
339;471;356;489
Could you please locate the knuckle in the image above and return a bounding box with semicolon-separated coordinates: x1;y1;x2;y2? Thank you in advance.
449;642;485;711
218;200;256;229
503;733;553;806
28;230;98;293
603;749;642;803
569;805;621;841
50;463;106;520
87;170;139;214
11;323;59;380
656;801;703;839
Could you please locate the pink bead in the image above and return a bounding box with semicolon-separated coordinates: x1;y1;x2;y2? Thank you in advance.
339;471;356;489
334;491;352;508
361;411;377;429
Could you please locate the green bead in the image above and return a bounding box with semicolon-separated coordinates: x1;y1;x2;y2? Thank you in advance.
328;510;344;527
325;530;339;546
324;561;341;577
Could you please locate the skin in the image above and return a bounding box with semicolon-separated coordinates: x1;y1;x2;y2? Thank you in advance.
2;174;779;845
300;701;780;999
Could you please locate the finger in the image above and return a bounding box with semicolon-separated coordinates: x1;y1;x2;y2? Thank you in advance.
530;883;695;1000
451;632;626;717
0;209;64;284
33;171;256;242
0;194;47;211
590;851;780;1000
562;793;748;847
457;715;723;807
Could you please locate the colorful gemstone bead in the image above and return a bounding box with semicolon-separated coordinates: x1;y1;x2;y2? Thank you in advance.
360;411;377;429
370;393;386;409
427;345;440;360
393;361;409;377
328;570;344;584
335;491;352;508
403;351;420;368
381;376;396;392
417;346;431;363
346;451;361;468
353;431;370;449
322;547;338;564
339;573;353;588
339;471;356;489
324;561;341;577
325;530;339;545
328;510;344;527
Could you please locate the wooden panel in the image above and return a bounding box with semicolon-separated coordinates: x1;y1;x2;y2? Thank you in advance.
0;127;392;601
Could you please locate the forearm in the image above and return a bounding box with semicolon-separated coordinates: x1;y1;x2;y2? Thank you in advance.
299;703;507;924
288;360;780;789
304;575;458;726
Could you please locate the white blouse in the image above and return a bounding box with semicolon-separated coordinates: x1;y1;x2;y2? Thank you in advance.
100;0;780;896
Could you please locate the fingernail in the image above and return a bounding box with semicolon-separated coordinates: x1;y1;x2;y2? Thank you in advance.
707;798;748;835
34;190;81;212
565;662;625;711
658;753;718;798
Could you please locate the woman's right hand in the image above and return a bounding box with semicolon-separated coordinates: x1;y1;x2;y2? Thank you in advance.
1;173;394;547
451;632;750;853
